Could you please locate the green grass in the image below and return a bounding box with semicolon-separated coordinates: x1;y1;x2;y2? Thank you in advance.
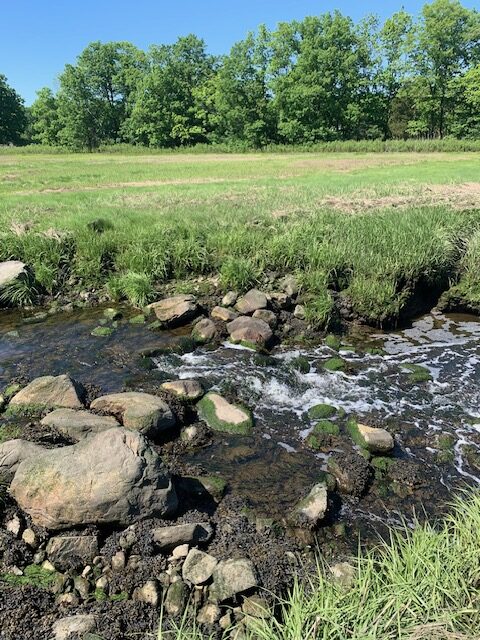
158;491;480;640
1;151;480;325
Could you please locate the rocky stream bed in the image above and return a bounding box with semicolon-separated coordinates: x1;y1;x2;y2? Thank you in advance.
0;277;480;640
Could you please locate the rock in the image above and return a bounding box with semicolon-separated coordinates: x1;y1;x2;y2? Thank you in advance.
235;289;268;314
279;275;299;297
182;548;218;585
211;559;258;601
222;291;238;306
73;575;90;600
192;318;217;343
41;409;120;441
21;528;37;547
242;595;271;619
57;593;80;607
294;483;328;527
0;261;29;290
165;580;187;616
0;439;44;479
6;514;22;537
153;522;213;551
347;420;394;454
197;603;221;625
211;306;238;322
293;305;306;320
227;316;273;349
161;379;204;400
47;536;99;572
9;375;85;410
133;579;159;607
330;562;356;588
148;295;198;326
111;550;126;571
90;392;175;437
180;475;227;502
52;615;97;640
219;611;233;629
252;309;277;328
103;308;122;321
197;393;253;436
10;428;177;530
328;451;372;497
269;291;291;309
171;544;189;560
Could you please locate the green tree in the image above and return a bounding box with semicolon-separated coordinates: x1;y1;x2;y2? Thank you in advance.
57;41;147;149
0;74;27;144
210;26;277;147
30;88;61;145
124;35;214;147
451;64;480;137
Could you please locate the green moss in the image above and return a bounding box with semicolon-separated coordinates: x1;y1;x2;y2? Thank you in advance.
306;421;339;450
110;591;128;602
0;424;21;444
0;564;56;589
197;393;253;436
313;420;340;436
5;403;45;418
402;364;432;383
366;347;386;356
346;418;368;449
436;450;455;464
129;314;146;324
325;334;341;351
94;587;108;601
91;326;113;337
372;456;395;479
436;433;455;450
291;356;310;373
4;383;21;400
308;404;337;420
103;308;122;320
323;357;347;372
253;354;277;367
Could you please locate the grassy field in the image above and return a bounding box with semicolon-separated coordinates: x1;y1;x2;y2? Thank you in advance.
1;151;480;325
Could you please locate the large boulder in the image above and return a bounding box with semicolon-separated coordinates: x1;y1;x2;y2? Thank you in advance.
235;289;268;315
0;261;28;289
90;392;175;437
148;295;198;326
10;428;177;530
197;393;253;436
9;375;85;411
41;409;120;441
226;316;273;349
0;439;44;479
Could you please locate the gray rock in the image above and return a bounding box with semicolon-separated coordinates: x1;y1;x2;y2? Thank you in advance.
182;548;218;585
293;305;306;320
197;603;221;625
161;379;204;400
330;562;356;587
197;393;253;436
41;409;120;441
279;275;299;297
90;392;175;437
235;289;268;314
211;559;258;601
252;309;277;328
0;261;28;290
52;615;97;640
294;483;328;527
222;291;238;307
165;580;187;616
192;318;217;343
356;423;394;454
47;535;99;573
226;316;273;349
133;579;160;606
148;295;198;326
10;428;177;530
9;375;85;410
152;522;213;551
0;439;44;479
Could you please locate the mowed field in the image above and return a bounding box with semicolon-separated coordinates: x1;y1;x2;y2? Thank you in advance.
1;151;480;324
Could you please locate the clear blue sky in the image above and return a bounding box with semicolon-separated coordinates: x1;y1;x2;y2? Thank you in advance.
1;0;478;105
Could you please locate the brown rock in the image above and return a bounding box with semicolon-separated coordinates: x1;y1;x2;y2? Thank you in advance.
148;295;198;326
9;375;85;410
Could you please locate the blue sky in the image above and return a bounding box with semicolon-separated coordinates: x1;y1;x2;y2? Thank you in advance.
1;0;478;105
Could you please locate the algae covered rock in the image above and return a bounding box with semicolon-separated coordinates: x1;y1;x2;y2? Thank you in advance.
347;418;394;454
197;392;253;436
307;403;337;420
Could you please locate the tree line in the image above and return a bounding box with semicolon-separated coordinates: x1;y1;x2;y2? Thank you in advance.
1;0;480;149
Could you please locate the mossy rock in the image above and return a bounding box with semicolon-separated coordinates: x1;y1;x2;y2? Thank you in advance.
253;353;277;367
306;420;340;450
366;347;386;356
308;403;337;420
325;334;342;351
436;433;455;451
402;364;432;383
290;356;310;374
436;449;455;465
323;357;347;373
371;456;395;479
197;392;253;436
91;326;113;337
103;308;122;321
347;418;394;454
129;314;146;324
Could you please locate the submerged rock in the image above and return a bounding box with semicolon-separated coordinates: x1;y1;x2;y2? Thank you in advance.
9;375;85;411
41;408;120;441
235;289;268;315
226;316;273;349
148;295;198;326
197;392;253;436
10;428;177;529
90;391;175;437
161;379;204;400
211;558;258;601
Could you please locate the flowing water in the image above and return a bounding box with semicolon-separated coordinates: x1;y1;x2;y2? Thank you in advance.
1;306;480;537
